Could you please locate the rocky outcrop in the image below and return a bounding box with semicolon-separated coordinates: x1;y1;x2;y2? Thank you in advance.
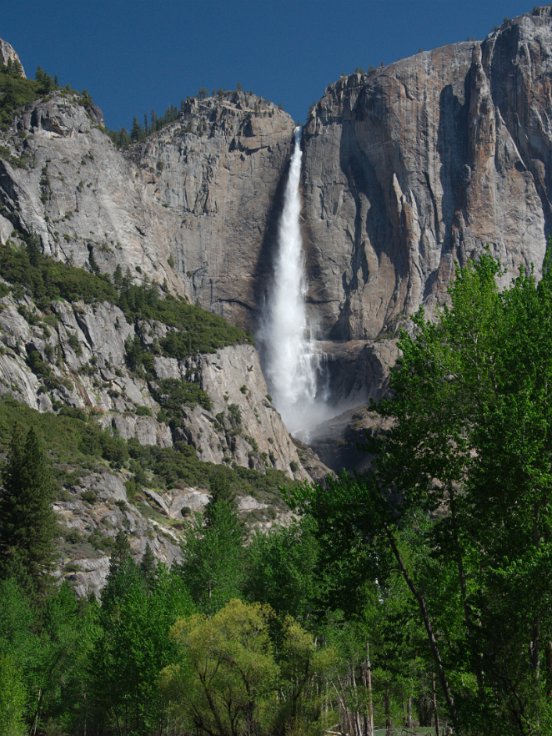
55;469;182;597
0;39;25;76
56;465;293;596
0;93;183;293
0;289;308;478
301;9;552;346
0;282;313;594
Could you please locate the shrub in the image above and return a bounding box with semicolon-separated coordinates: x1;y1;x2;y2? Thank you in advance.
152;378;212;422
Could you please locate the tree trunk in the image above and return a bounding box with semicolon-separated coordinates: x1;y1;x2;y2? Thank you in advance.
449;485;484;696
362;643;374;736
385;525;457;730
384;687;393;736
546;640;552;697
31;688;43;736
432;672;440;736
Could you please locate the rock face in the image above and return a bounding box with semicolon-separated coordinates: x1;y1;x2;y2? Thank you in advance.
0;93;183;293
0;283;313;594
0;39;25;76
0;291;307;478
137;93;295;327
0;90;294;329
301;8;552;347
1;9;552;474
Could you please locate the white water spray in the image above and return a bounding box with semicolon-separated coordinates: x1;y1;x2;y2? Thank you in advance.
260;127;330;436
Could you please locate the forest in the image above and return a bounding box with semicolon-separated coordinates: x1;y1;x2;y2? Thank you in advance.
0;254;551;736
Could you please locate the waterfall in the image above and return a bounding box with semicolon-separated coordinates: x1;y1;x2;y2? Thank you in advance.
260;127;328;437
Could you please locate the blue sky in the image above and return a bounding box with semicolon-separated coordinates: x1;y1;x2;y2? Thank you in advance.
2;0;539;130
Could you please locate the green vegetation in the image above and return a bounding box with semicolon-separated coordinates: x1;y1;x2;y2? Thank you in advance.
0;238;251;357
0;64;63;130
179;481;245;614
127;440;294;503
0;427;57;592
370;254;552;734
1;253;551;735
0;397;295;505
293;254;552;735
108;105;181;147
92;533;194;734
0;236;116;308
0;398;127;470
152;378;212;421
164;598;333;736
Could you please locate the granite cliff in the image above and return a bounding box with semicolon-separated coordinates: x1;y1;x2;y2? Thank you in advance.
301;7;552;402
3;10;552;382
0;89;294;328
1;8;552;587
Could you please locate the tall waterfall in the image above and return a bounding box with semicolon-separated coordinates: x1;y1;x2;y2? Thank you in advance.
260;127;327;436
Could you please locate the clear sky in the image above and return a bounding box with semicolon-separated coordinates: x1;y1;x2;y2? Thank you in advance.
1;0;541;130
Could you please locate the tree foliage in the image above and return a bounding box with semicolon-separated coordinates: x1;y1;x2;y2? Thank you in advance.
180;490;245;614
163;598;334;736
367;255;552;734
0;426;57;589
91;536;194;735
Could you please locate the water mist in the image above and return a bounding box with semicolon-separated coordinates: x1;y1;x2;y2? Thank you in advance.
260;127;331;437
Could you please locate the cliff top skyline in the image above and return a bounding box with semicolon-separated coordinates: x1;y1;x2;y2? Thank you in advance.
1;0;543;131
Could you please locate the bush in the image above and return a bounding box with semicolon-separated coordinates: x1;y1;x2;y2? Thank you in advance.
124;337;155;376
152;378;212;420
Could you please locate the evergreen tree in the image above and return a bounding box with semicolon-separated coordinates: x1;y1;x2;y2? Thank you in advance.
34;67;56;95
180;482;245;613
130;116;142;142
0;427;57;589
91;542;193;735
4;58;23;78
140;543;157;590
100;530;139;609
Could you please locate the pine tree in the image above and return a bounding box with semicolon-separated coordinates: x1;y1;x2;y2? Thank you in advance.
101;530;139;609
0;427;57;589
180;484;245;613
130;116;142;142
140;543;157;590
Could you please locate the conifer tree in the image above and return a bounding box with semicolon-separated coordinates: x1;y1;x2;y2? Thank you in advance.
101;530;139;609
0;427;57;589
130;116;142;142
140;543;157;590
180;475;245;613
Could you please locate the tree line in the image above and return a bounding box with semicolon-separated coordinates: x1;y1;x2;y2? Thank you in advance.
0;253;551;735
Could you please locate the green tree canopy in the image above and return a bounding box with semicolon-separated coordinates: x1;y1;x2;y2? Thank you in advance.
179;490;245;614
0;427;57;590
163;598;335;736
371;254;552;734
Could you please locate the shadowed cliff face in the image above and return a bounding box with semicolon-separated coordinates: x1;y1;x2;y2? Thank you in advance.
302;8;552;345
